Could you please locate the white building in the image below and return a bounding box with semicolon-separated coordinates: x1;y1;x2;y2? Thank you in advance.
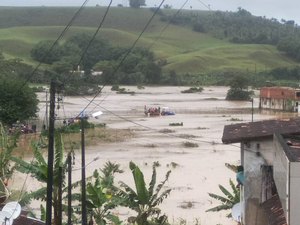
222;118;300;225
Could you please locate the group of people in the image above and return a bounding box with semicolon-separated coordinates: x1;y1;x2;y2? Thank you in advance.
9;123;36;134
144;106;161;116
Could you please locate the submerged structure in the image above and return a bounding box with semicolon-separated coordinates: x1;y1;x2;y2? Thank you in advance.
259;87;300;112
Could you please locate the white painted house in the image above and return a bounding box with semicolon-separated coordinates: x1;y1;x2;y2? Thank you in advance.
222;118;300;225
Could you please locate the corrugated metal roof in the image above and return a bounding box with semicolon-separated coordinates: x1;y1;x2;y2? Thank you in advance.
222;118;300;144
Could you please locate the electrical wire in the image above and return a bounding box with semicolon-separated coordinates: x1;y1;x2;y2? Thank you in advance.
76;0;167;118
62;0;113;86
21;0;90;88
147;0;189;50
12;0;91;218
79;95;240;148
195;0;211;10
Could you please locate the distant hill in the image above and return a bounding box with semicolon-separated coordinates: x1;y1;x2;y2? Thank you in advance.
0;6;299;74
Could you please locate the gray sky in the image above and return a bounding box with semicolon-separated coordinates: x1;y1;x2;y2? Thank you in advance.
1;0;299;24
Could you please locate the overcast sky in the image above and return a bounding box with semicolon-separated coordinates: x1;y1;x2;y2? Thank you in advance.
1;0;299;24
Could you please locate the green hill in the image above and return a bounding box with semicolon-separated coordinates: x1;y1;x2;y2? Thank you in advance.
0;6;299;74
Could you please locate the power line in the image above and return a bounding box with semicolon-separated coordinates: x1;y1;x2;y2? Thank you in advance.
76;0;167;118
147;0;189;49
79;96;239;148
21;0;90;88
195;0;211;10
62;0;113;86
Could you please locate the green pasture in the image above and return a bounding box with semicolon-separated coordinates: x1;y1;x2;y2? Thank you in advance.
0;6;299;73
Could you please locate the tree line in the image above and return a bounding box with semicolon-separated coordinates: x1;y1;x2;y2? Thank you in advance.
161;7;300;62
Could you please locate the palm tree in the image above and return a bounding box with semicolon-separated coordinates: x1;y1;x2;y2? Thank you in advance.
206;179;240;217
118;161;171;225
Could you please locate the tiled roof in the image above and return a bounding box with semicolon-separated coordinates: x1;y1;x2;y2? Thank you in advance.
261;194;287;225
222;118;300;144
14;215;45;225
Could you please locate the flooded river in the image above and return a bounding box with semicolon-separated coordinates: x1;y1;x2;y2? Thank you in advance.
12;86;297;225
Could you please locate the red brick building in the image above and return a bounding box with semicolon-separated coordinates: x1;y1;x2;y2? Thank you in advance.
259;87;300;112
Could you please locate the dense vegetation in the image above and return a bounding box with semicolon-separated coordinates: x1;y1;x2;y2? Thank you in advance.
0;6;300;89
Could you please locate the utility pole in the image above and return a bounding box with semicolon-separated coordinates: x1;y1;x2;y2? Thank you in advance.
67;153;72;225
46;80;56;225
81;116;87;225
45;88;49;130
251;98;254;122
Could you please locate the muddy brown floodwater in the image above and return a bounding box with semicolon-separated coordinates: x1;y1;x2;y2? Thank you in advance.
11;86;297;225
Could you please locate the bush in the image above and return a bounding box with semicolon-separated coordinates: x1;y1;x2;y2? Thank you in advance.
226;88;253;101
181;87;203;93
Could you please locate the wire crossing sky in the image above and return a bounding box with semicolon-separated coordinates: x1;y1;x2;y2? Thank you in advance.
1;0;300;24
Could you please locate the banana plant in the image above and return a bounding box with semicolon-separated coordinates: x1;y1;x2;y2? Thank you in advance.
0;123;18;203
118;161;171;225
11;131;69;225
85;162;123;225
206;179;240;217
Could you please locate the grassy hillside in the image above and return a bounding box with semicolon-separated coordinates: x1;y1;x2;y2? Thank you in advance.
0;6;299;73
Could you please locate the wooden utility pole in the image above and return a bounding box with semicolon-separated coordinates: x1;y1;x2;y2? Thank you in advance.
81;117;87;225
46;80;56;225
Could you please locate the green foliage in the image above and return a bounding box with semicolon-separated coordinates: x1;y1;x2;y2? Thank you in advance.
85;162;123;225
118;162;171;225
0;123;18;202
206;179;240;217
129;0;146;8
57;120;95;134
30;40;63;64
169;122;183;126
0;77;38;125
182;142;198;148
11;132;69;224
0;123;17;182
181;87;203;93
2;7;300;82
226;89;253;101
225;75;253;101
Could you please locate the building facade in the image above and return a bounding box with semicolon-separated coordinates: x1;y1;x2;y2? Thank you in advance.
222;118;300;225
259;87;300;112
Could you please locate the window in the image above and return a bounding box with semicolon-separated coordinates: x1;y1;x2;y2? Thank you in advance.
256;143;260;150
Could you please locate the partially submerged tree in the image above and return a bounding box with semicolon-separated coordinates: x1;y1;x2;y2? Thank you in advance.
118;162;171;225
129;0;146;8
226;75;253;100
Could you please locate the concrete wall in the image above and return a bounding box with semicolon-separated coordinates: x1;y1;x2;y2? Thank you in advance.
273;136;289;222
260;97;295;111
242;139;273;225
290;162;300;225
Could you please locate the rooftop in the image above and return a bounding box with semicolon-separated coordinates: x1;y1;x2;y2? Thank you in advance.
222;117;300;144
276;133;300;162
261;194;287;225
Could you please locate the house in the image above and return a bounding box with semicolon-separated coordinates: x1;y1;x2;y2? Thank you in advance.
0;206;45;225
259;87;300;112
222;117;300;225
